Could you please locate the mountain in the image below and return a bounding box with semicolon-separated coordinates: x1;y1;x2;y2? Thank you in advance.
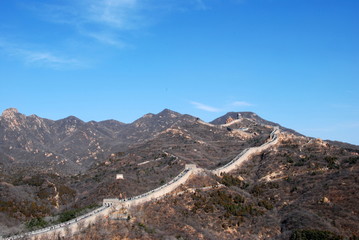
0;109;120;175
0;108;358;239
0;108;193;175
211;111;303;136
112;109;198;145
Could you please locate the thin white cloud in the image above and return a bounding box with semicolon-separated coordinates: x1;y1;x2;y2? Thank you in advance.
29;0;209;47
1;0;212;67
0;40;83;69
81;31;127;48
231;101;253;107
191;100;254;112
87;0;141;29
21;50;81;69
30;0;148;47
191;101;221;112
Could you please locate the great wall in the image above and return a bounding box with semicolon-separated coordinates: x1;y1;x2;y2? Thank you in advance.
2;125;280;240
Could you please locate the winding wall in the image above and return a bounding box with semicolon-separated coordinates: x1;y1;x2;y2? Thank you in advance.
211;127;279;175
103;164;199;209
5;206;112;240
3;127;279;240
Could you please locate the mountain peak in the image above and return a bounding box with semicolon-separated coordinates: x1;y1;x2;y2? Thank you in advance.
158;109;180;118
1;108;20;118
160;108;173;113
56;116;85;127
63;115;83;122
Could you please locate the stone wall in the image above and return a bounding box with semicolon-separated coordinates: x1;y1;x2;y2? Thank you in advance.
5;206;112;240
3;128;279;240
5;165;198;239
211;127;279;175
105;164;198;209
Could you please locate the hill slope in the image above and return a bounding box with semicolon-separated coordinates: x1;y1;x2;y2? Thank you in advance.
0;108;358;239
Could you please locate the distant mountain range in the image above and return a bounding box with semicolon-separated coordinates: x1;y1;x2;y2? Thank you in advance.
0;108;299;175
0;108;195;174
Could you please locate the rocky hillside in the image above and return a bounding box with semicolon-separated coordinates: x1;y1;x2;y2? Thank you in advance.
0;108;197;175
210;112;303;136
64;132;359;240
0;108;358;239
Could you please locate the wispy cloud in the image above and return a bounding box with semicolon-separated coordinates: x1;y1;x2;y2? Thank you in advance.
190;101;221;112
19;50;82;69
86;0;142;29
1;0;211;67
36;0;140;27
17;0;146;50
190;100;254;112
0;40;83;69
29;0;210;47
81;30;127;48
30;1;135;46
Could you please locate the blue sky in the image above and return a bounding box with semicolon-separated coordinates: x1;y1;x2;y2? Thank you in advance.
0;0;358;144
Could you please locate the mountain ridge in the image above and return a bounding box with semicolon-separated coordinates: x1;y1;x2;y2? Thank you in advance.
0;108;358;239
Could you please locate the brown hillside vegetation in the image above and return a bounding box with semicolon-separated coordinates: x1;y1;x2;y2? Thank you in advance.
1;110;358;239
57;133;358;240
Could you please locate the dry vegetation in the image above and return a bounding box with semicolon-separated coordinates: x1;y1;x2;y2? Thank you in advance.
1;110;358;239
54;134;359;240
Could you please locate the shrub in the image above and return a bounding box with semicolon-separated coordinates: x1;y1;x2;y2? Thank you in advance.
220;174;243;187
324;156;338;169
290;186;298;193
250;184;264;196
267;182;280;189
233;195;245;204
26;176;45;187
258;200;273;210
58;209;77;222
290;229;343;240
137;222;155;234
37;188;52;199
345;156;359;165
26;217;48;230
294;160;305;167
57;204;99;223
